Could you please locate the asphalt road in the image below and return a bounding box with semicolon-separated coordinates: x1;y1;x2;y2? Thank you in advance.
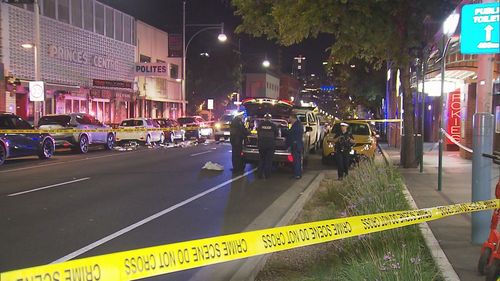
0;141;324;280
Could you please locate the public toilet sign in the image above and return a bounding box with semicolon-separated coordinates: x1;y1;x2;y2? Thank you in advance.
135;63;169;77
461;2;500;54
29;81;44;102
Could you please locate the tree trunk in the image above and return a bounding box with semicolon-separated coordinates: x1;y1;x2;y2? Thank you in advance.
400;61;418;168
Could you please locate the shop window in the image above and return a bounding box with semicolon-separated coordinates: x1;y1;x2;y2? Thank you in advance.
80;100;88;113
105;6;114;38
73;100;80;113
83;0;93;32
71;0;82;28
123;15;132;44
65;99;72;113
114;11;123;41
58;0;70;24
496;106;500;134
94;2;104;35
43;0;56;19
140;54;151;63
170;64;179;79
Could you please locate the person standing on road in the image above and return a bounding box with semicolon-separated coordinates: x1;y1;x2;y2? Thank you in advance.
257;113;278;179
230;113;247;172
287;113;304;179
334;122;355;180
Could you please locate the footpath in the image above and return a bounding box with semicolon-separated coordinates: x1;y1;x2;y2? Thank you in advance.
381;143;499;281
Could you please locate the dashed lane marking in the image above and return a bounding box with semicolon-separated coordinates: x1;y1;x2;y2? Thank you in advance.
7;177;91;197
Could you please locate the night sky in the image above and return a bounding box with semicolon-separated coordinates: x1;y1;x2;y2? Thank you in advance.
98;0;333;75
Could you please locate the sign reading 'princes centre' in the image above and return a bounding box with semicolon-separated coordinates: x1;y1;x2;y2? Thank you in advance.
135;63;169;77
461;2;500;54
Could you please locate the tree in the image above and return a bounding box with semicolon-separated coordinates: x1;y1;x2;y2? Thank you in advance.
232;0;456;168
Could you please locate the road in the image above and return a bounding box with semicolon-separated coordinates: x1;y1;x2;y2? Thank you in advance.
0;141;324;280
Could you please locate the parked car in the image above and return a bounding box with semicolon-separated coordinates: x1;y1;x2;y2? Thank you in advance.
293;106;322;152
0;112;55;166
177;116;213;140
241;98;310;165
322;120;377;164
38;113;114;153
116;118;164;145
154;118;185;143
214;114;234;142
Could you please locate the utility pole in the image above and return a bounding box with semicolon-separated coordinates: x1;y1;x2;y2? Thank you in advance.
34;0;41;125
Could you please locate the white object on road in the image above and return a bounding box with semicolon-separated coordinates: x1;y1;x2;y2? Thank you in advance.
202;161;224;171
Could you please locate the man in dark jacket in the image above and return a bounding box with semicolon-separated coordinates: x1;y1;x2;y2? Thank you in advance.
287;113;304;179
257;113;278;179
334;122;355;180
229;114;247;172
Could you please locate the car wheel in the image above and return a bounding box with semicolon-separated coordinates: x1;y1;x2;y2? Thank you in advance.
104;133;114;150
0;143;6;166
38;138;54;159
78;135;89;154
145;134;151;146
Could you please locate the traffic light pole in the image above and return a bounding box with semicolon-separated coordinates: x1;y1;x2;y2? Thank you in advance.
34;0;41;125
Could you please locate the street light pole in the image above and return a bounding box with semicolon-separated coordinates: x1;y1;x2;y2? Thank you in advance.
181;1;225;117
34;0;41;125
182;0;186;117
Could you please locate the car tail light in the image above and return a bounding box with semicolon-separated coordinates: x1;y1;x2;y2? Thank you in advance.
287;154;294;162
240;152;244;156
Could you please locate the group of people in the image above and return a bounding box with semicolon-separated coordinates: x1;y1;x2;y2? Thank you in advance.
229;114;355;181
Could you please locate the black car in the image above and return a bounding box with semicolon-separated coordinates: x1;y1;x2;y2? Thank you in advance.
0;112;55;166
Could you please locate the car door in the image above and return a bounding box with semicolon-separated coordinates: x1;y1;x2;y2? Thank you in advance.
91;116;106;143
5;115;40;156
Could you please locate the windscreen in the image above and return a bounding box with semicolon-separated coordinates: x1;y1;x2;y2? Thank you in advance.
332;123;370;136
178;117;196;125
120;120;143;127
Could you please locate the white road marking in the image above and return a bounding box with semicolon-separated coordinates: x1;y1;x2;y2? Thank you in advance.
51;168;257;263
8;177;91;197
190;150;212;156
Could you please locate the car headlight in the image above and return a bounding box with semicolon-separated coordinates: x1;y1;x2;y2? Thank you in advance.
327;142;335;148
215;123;221;129
362;144;371;151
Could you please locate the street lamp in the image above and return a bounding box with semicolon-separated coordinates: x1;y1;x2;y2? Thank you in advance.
437;11;459;192
182;0;226;116
262;59;270;68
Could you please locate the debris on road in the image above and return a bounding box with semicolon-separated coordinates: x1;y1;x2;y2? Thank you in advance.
202;161;224;171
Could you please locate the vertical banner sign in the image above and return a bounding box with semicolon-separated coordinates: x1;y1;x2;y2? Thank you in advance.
207;99;214;110
461;2;500;54
447;90;461;145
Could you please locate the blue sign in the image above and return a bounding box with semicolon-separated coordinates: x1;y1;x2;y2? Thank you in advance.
320;86;335;91
461;3;500;54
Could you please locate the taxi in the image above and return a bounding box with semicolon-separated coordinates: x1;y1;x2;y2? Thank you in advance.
322;120;377;164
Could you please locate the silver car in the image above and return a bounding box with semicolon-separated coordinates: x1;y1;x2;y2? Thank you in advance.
38;113;114;153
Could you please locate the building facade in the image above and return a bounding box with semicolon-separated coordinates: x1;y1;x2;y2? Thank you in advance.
135;21;183;119
0;0;137;124
244;73;280;99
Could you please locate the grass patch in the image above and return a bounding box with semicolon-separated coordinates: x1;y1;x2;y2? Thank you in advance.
256;160;443;281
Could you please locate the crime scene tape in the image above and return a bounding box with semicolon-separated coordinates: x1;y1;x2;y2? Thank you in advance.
340;119;403;123
0;126;204;134
441;128;473;153
1;199;498;281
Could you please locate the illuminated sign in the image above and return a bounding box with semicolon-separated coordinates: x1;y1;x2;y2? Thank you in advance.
29;81;44;101
48;44;118;70
135;63;169;77
92;79;132;89
321;86;335;91
461;3;500;54
447;90;461;145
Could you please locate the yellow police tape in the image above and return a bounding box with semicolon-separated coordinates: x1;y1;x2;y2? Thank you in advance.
1;199;498;281
0;126;202;134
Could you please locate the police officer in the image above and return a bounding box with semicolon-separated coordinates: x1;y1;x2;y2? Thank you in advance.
334;122;355;180
229;113;247;172
287;113;304;179
257;113;278;179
